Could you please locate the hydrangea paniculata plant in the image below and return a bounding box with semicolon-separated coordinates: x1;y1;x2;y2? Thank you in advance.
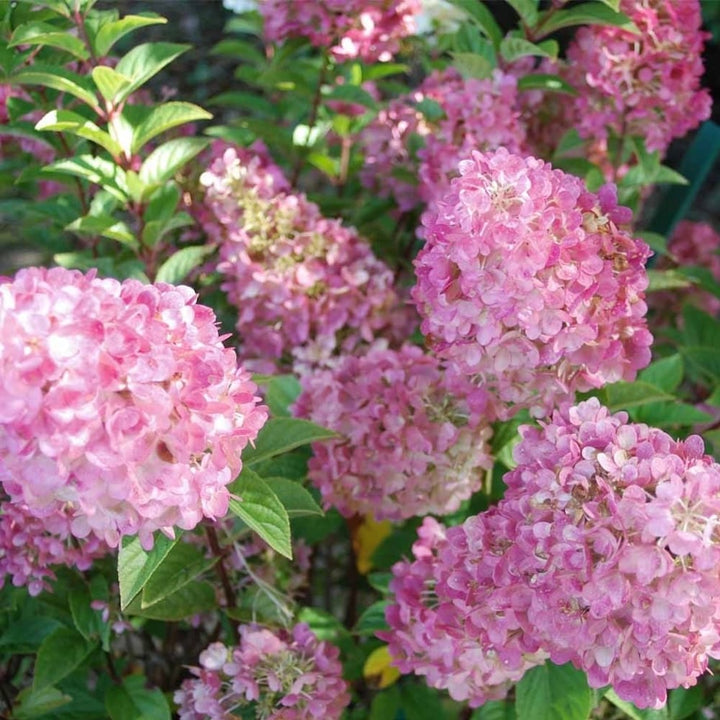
385;398;720;708
0;266;268;549
197;142;414;374
566;0;711;154
174;623;350;719
413;148;653;417
293;344;493;520
259;0;420;63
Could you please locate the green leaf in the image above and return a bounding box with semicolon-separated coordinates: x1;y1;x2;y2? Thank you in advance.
638;355;683;394
0;615;61;652
131;101;212;153
140;542;217;608
369;685;401;720
265;477;323;518
69;585;100;642
537;2;637;36
605;689;669;720
451;51;493;79
105;676;171;720
154;244;214;284
33;627;96;691
12;65;99;109
141;212;195;248
646;269;693;292
138;136;210;189
325;84;378;111
66;214;137;247
516;662;592;720
362;63;409;81
602;380;675;411
127;580;217;620
399;682;446;720
117;533;178;611
506;0;540;26
517;73;577;95
668;686;703;720
228;467;292;558
263;374;302;418
12;686;72;720
91;66;131;103
114;42;190;102
681;305;720;348
471;701;517;720
632;401;712;427
143;182;180;224
94;13;167;56
636;231;668;256
354;600;390;635
9;21;89;60
45;154;128;202
35;109;123;157
243;417;338;466
447;0;502;47
500;36;556;62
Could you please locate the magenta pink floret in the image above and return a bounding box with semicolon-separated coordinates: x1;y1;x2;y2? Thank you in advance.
260;0;420;63
0;266;268;549
174;623;350;719
293;344;493;520
412;148;653;418
385;398;720;708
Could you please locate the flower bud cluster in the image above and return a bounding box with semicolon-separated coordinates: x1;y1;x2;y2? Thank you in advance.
566;0;711;154
198;142;413;374
413;148;652;417
0;267;267;550
260;0;420;63
385;398;720;708
293;344;493;520
174;623;350;720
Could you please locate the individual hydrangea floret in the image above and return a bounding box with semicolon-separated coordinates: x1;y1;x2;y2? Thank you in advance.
384;398;720;708
197;142;414;374
0;498;109;596
566;0;711;154
174;623;350;720
293;344;493;520
0;266;268;549
412;148;652;418
260;0;420;63
359;68;526;212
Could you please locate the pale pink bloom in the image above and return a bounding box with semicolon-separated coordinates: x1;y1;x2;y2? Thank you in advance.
566;0;711;154
294;344;493;520
385;398;720;708
413;148;652;418
0;266;268;549
196;142;415;375
260;0;420;63
175;623;350;719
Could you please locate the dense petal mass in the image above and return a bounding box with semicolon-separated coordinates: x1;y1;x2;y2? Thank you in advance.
293;344;493;521
566;0;711;154
413;148;652;418
0;266;268;549
174;623;350;720
385;398;720;708
259;0;420;63
197;142;414;374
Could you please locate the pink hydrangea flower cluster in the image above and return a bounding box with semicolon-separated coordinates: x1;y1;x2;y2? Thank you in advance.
385;398;720;708
652;221;720;317
0;498;109;596
412;148;653;418
174;623;350;720
566;0;711;154
293;344;493;521
359;68;526;212
260;0;420;63
197;142;414;374
0;266;268;549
